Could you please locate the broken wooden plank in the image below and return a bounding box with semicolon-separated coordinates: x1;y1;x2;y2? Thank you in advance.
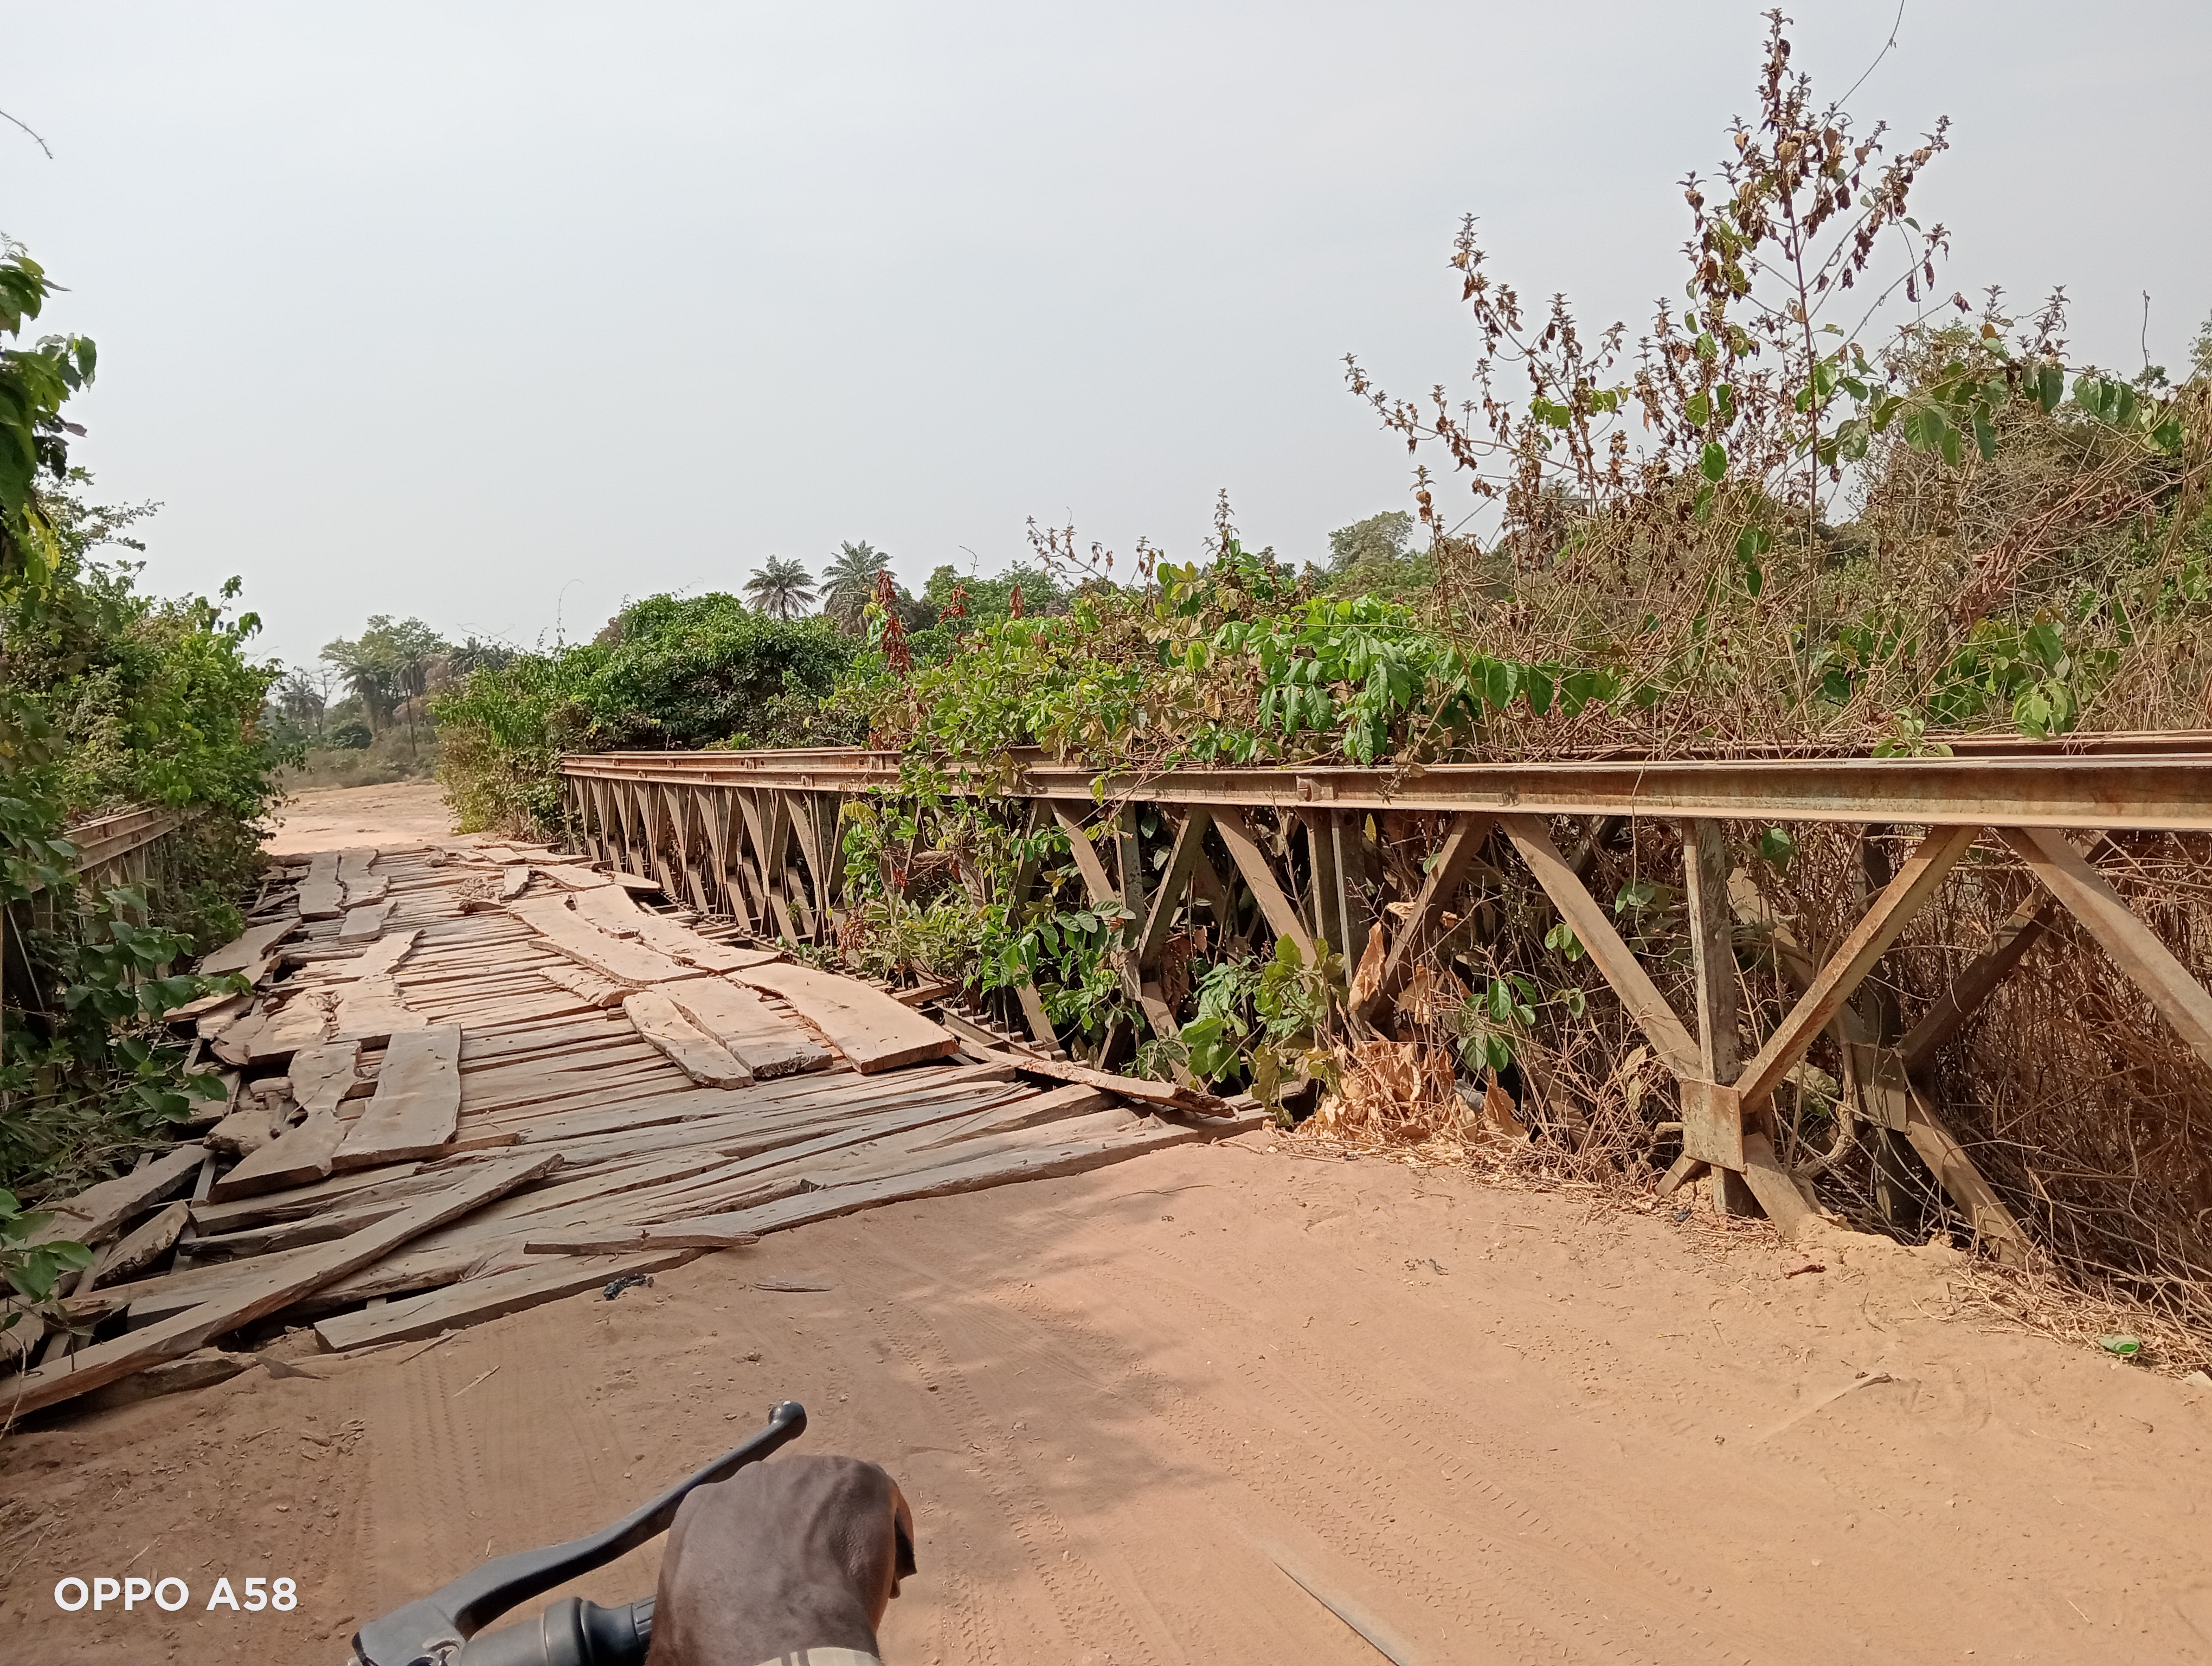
510;895;710;985
22;1144;208;1248
0;1150;563;1413
314;1247;694;1352
338;899;395;944
730;961;957;1074
554;1109;1266;1252
533;863;612;890
338;848;387;905
500;864;532;900
1738;1131;1818;1241
662;977;831;1079
196;917;300;977
330;973;428;1046
955;1040;1236;1117
333;1025;464;1169
621;989;754;1087
297;851;345;920
85;1201;192;1287
288;1041;361;1118
245;994;331;1064
207;1110;348;1202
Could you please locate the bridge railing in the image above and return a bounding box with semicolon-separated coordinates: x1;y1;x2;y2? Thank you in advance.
558;739;2212;1264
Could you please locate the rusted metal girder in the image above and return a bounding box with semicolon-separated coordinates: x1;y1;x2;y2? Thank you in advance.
560;744;2212;830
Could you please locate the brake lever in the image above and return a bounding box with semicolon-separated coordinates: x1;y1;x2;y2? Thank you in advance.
352;1400;807;1666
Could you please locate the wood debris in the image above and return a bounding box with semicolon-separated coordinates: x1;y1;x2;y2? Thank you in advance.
0;837;1258;1412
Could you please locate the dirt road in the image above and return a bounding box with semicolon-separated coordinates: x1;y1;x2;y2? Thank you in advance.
9;783;2210;1662
8;1141;2211;1664
263;781;453;856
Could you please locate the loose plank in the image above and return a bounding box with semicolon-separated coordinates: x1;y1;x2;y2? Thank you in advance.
333;1024;464;1169
731;961;958;1074
621;990;754;1088
23;1144;208;1248
0;1150;563;1413
314;1247;695;1351
663;977;829;1079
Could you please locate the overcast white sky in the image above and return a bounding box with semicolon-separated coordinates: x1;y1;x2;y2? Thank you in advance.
4;2;2207;674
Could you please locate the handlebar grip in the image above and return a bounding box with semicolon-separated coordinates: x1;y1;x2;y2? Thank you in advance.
453;1597;653;1666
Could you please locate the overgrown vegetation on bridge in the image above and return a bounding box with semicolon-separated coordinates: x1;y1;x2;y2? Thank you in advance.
2;242;279;1287
436;20;2212;1343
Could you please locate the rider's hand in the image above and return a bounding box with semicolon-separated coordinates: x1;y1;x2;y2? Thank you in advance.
645;1453;915;1666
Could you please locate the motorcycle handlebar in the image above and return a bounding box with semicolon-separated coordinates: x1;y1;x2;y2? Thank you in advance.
452;1597;654;1666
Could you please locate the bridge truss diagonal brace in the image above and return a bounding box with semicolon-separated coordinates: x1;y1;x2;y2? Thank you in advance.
1499;813;1701;1081
1733;823;1982;1117
1353;811;1493;1023
1209;809;1314;962
1998;824;2212;1068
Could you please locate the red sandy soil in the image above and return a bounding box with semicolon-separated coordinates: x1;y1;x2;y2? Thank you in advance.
262;781;455;856
8;782;2210;1663
5;1142;2210;1665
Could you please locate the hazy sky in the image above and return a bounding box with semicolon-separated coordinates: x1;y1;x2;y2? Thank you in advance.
5;2;2207;674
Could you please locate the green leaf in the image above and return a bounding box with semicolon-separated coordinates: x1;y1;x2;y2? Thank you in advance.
1972;412;1997;461
1758;826;1796;869
1685;390;1711;426
1700;441;1728;482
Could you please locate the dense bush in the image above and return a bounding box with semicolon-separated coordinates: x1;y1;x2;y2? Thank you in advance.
2;246;278;1235
432;593;859;835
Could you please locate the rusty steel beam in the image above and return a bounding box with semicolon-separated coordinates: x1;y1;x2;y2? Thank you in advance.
560;747;2212;831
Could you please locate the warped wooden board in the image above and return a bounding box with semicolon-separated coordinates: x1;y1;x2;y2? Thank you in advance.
554;1111;1265;1253
175;987;254;1026
197;917;301;978
245;995;332;1065
331;973;428;1046
315;1247;696;1351
298;851;345;920
209;1005;267;1067
185;1162;428;1235
620;988;753;1088
338;848;388;905
337;899;395;944
86;1200;192;1287
731;961;957;1073
955;1040;1237;1117
595;1084;1039;1219
570;887;761;974
499;864;532;900
534;862;612;890
23;1144;208;1248
510;896;708;986
2;1150;562;1413
334;1024;464;1169
664;977;829;1079
186;1199;413;1263
208;1109;346;1202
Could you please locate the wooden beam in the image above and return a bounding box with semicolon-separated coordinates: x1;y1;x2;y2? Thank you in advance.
1114;805;1148;926
1999;825;2212;1068
1738;1131;1818;1241
1353;811;1491;1020
1499;813;1701;1079
1210;809;1314;959
1733;824;1980;1113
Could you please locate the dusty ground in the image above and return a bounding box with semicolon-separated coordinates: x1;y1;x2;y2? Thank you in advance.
10;783;2211;1663
6;1144;2211;1665
262;781;454;856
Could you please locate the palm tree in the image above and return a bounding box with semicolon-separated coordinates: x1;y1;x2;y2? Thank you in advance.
819;540;891;632
744;556;817;620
